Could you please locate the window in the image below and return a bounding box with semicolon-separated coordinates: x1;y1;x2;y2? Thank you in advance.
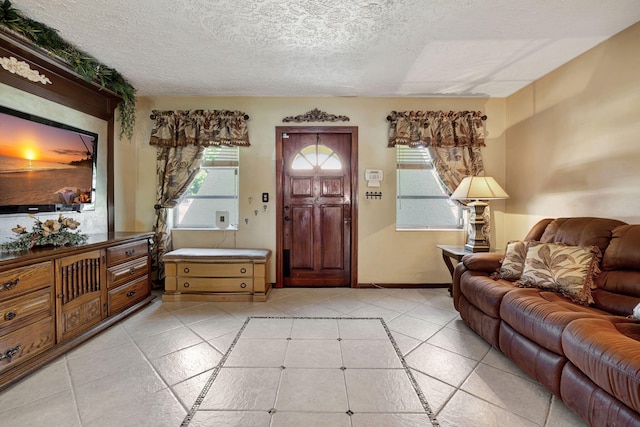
396;146;462;229
174;146;239;228
291;144;342;170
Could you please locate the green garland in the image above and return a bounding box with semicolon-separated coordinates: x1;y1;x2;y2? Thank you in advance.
0;0;136;139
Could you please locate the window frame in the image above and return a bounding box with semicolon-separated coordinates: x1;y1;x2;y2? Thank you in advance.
173;145;240;229
395;145;463;231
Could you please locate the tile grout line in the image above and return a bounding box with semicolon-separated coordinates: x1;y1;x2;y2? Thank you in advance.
64;355;84;427
119;315;195;416
379;317;440;426
180;316;252;427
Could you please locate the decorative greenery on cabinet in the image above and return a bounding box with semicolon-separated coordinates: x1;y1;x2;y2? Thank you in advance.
0;0;136;139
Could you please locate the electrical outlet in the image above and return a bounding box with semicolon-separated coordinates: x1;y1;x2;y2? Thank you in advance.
262;192;269;203
216;210;229;228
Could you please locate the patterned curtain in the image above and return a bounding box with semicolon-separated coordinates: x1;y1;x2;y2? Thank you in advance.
388;110;489;238
388;110;486;191
149;110;250;286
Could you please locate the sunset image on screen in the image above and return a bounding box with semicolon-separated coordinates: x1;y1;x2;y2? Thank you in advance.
0;109;96;207
0;112;94;166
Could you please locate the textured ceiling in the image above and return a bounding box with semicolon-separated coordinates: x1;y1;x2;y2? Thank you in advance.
8;0;640;97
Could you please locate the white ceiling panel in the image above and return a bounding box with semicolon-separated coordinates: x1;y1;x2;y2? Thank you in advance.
5;0;640;97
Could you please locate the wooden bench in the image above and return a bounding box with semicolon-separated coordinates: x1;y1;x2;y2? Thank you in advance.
162;248;272;302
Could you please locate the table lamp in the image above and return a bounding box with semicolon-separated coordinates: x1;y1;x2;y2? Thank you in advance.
450;176;509;252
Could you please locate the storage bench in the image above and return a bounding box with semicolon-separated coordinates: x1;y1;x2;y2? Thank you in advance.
162;248;272;302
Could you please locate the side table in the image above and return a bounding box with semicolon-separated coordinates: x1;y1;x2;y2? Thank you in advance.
436;245;468;295
436;245;501;295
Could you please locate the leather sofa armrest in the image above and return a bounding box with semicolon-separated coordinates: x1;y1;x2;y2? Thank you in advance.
452;252;503;309
462;252;504;273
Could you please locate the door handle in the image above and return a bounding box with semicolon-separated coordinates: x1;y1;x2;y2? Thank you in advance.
284;216;291;222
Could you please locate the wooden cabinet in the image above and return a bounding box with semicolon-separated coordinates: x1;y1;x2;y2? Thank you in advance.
0;233;153;390
106;240;150;316
163;248;271;302
55;250;106;343
0;262;54;375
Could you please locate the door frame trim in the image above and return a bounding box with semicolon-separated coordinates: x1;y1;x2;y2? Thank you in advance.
275;126;358;288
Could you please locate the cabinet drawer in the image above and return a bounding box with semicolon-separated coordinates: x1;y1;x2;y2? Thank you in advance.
178;277;253;293
0;288;52;336
108;275;150;316
106;240;148;266
177;263;253;277
0;316;54;374
0;262;52;302
107;257;149;289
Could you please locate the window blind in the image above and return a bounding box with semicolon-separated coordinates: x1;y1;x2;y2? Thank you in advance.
396;146;432;170
201;146;239;167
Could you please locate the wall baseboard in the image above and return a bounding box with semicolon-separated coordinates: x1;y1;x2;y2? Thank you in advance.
356;283;449;289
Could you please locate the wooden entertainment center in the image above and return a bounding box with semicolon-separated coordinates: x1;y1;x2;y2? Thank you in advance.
0;233;153;390
0;30;153;389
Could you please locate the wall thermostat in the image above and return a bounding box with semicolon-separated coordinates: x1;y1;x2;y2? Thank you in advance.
365;169;384;187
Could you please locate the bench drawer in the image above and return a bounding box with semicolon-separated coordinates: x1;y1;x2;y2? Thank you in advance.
178;277;253;293
177;263;253;277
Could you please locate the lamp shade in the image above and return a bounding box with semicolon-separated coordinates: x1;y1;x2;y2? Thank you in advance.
450;176;509;200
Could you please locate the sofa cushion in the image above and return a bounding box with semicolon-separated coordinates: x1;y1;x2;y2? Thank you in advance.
592;286;640;317
540;217;626;253
495;240;527;281
562;318;640;413
602;225;640;271
516;242;601;305
499;288;609;355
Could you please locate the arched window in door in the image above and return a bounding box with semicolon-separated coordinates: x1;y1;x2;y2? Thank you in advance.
291;144;342;170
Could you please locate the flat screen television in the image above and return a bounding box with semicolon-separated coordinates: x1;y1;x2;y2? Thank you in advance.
0;105;98;215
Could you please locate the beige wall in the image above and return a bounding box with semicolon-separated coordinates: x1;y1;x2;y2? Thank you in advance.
0;83;109;242
121;97;507;284
6;21;637;285
504;22;640;239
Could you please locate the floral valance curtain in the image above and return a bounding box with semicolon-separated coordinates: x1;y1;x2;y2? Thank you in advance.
387;110;486;148
149;109;250;287
387;110;487;191
149;109;251;147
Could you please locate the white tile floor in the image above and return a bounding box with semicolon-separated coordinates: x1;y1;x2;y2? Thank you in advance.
187;317;435;426
0;287;588;427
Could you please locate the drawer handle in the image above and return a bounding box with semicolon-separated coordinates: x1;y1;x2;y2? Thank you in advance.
125;249;136;256
126;290;137;298
0;344;21;362
4;310;16;321
183;282;190;288
240;282;247;289
183;267;190;274
0;278;19;292
240;268;247;274
129;267;136;275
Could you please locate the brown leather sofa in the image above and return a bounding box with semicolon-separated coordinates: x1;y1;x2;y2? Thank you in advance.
452;217;640;426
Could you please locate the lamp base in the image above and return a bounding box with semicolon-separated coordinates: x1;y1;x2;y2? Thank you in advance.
465;242;490;253
465;201;490;252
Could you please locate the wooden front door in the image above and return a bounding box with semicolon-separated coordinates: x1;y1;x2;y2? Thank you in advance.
276;126;357;287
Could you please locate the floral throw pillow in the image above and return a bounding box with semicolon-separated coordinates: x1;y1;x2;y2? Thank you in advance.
516;242;602;305
495;240;528;281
